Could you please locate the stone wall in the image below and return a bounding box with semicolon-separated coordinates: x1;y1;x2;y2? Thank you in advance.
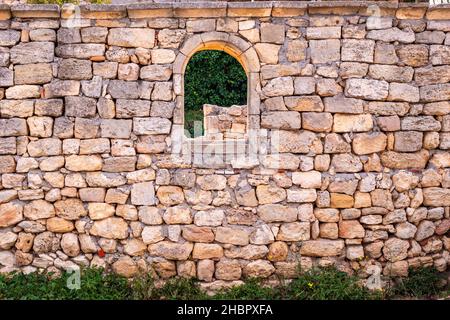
0;2;449;290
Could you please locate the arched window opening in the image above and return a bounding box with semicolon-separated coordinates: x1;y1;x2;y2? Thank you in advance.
184;50;247;139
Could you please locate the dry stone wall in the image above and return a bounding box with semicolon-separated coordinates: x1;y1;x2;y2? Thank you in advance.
0;2;449;289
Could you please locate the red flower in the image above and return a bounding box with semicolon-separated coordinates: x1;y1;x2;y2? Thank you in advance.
98;248;105;258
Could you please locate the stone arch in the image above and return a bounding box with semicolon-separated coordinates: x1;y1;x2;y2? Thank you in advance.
173;32;260;75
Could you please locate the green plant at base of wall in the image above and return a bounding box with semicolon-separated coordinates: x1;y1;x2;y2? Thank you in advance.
0;268;130;300
389;266;442;298
184;50;247;136
0;266;391;300
283;267;382;300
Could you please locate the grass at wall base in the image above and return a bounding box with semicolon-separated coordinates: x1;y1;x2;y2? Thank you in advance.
0;266;448;300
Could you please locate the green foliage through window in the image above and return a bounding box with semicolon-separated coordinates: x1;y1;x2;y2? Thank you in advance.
184;50;247;137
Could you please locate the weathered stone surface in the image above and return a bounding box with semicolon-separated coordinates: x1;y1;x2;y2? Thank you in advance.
314;208;339;222
58;59;92;80
90;217;128;240
415;66;450;87
243;260;275;278
61;233;79;257
277;222;310;241
287;189;317;203
306;27;341;40
339;62;368;79
148;241;193;261
194;210;224;227
163;206;191;224
11;42;54;64
0;231;17;250
14;63;53;85
215;259;242;281
396;44;428;67
0;203;23;228
35;99;63;117
339;220;365;239
28;139;62;157
261;111;301;130
215;227;249;246
182;225;214;243
108;28;155;48
292;171;321;189
0;100;34;118
44;80;80;98
256;185;286;204
24;200;55;220
271;130;321;154
330;193;354;208
5;85;40;99
331;154;362;173
324;95;363;114
423;188;450;207
140;65;172;81
285;96;324;112
112;257;138;278
254;43;281;64
300;240;344;257
333;114;373;133
367;28;415;43
0;30;20;46
56;44;105;59
65;155;102;172
88;203;115;220
192;243;223;260
46;217;74;233
420;84;450;102
262;77;293;97
369;65;414;83
342;39;375;63
401;116;441;131
257;204;297;223
302;112;333;132
394;131;423;152
197;175;227;191
345;79;389;101
131;182;156;206
352;132;387;155
381;150;429;169
395;222;417;240
374;43;398;65
116;99;150;118
32;231;54;254
430;45;450;65
383;238;410;262
388;83;420;102
286;39;307;62
133;117;171;135
141;226;164;244
310;39;340;63
55;199;86;220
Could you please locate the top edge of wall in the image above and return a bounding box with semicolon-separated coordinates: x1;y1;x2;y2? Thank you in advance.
0;2;449;20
